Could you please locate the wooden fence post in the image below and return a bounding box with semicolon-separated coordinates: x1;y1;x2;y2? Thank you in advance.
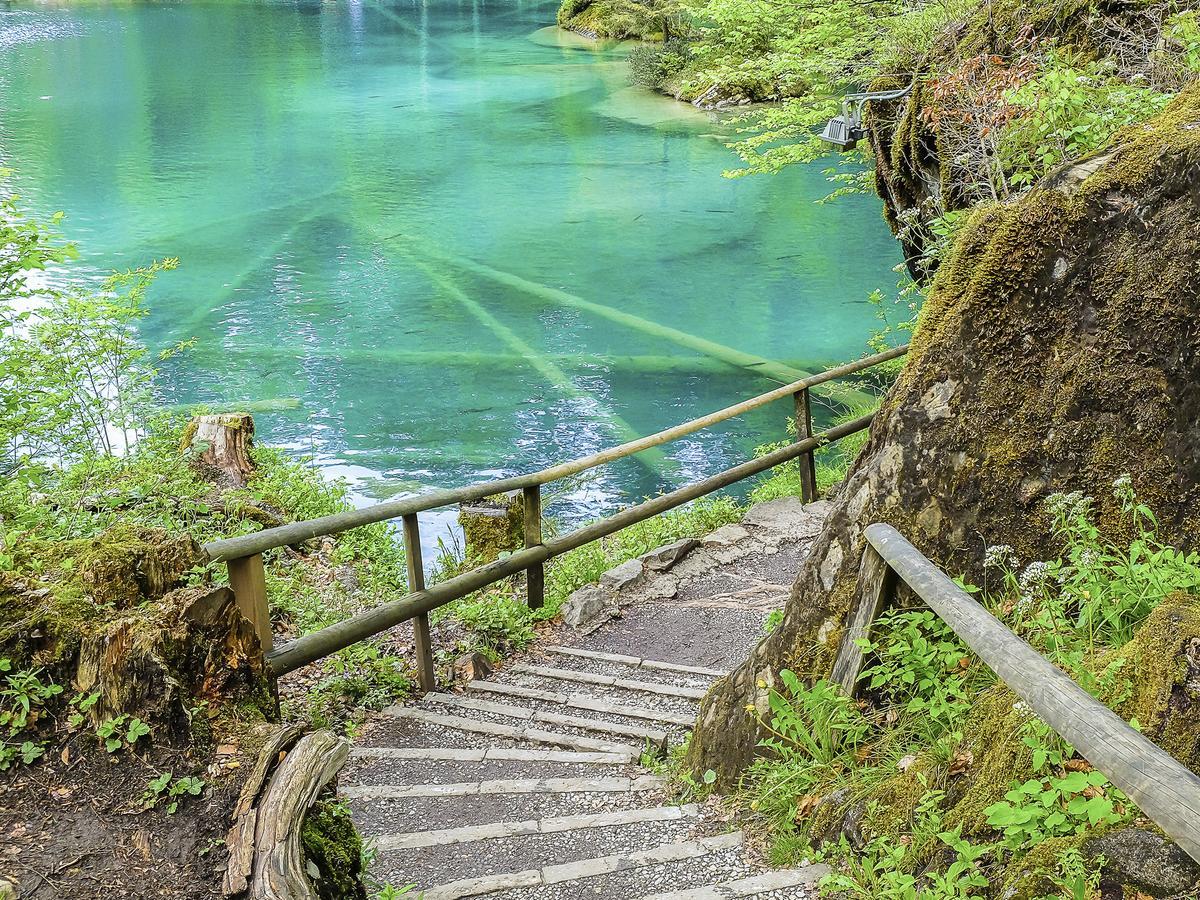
523;485;545;610
793;388;818;503
228;553;273;653
402;514;436;695
830;541;894;696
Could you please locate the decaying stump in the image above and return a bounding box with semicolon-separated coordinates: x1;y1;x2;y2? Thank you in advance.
183;413;256;487
224;727;352;900
459;491;524;564
74;585;271;729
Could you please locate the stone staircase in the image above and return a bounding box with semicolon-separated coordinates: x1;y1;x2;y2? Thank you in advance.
342;497;833;899
344;646;826;899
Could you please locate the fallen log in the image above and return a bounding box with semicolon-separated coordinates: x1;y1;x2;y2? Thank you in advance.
224;728;352;900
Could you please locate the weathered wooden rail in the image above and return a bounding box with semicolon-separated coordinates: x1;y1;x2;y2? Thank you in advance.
832;523;1200;865
202;344;908;691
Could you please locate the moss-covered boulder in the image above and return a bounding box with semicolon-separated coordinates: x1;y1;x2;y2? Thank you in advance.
688;86;1200;784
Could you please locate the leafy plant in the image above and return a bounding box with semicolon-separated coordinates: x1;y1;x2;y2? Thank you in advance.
0;658;62;770
857;609;975;728
984;768;1129;849
96;714;151;753
142;772;206;814
1000;55;1172;187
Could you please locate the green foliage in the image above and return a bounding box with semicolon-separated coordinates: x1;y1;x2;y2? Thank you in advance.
1000;56;1172;187
141;772;206;814
990;477;1200;656
818;788;990;899
983;768;1129;849
629;38;692;89
857;609;974;729
96;714;152;753
743;674;869;830
445;593;536;659
0;182;180;475
0;658;62;770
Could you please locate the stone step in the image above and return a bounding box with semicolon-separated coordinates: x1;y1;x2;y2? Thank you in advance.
373;803;701;851
421;832;744;900
545;646;728;679
424;692;669;743
349;747;633;765
341;775;665;801
351;785;677;836
380;707;641;757
467;680;696;727
510;664;709;701
634;865;830;899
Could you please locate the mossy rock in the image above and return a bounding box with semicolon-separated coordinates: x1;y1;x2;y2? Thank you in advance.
689;86;1200;782
300;801;368;900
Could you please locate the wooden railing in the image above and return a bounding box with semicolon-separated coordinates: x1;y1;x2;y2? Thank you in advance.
202;344;909;690
831;524;1200;865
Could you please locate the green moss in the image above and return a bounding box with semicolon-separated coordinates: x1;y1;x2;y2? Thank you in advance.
458;492;524;566
300;801;367;900
1108;593;1200;771
994;834;1087;900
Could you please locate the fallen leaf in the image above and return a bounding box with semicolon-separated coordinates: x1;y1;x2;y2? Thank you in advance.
60;746;70;765
794;794;822;821
1063;759;1093;772
898;754;918;773
216;744;238;756
949;750;973;776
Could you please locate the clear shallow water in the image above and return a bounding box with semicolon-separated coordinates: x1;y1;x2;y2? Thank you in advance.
1;0;900;528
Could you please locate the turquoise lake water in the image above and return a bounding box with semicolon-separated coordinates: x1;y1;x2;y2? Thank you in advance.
1;0;901;528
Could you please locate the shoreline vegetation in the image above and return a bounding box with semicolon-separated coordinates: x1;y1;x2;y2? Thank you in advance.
4;1;1200;897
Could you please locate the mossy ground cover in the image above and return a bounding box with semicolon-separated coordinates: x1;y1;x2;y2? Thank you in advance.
727;483;1200;898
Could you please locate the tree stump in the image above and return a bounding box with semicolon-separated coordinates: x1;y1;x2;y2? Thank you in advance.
183;413;256;488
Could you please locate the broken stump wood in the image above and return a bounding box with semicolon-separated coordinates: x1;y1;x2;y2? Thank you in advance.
185;413;256;488
830;542;895;695
224;727;351;900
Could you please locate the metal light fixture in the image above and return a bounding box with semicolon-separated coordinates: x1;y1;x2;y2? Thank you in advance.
820;83;914;151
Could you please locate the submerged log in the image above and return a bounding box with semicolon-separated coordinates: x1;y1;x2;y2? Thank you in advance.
183;413;257;488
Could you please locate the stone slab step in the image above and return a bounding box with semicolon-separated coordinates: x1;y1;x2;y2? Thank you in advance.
467;681;696;727
426;692;669;743
375;803;700;850
381;707;641;757
350;747;633;765
342;775;665;801
635;865;830;899
422;831;744;900
546;646;727;678
511;665;708;700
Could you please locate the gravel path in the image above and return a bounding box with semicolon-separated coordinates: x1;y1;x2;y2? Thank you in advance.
343;497;831;899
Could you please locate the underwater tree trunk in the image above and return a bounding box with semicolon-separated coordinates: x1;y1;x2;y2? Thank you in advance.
687;88;1200;785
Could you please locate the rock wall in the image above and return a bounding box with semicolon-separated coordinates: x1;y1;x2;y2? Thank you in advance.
687;86;1200;784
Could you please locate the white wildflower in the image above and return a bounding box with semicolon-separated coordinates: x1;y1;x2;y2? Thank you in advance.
985;544;1018;570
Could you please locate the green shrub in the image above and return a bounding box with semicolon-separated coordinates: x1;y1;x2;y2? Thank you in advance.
1000;56;1172;187
629;38;692;89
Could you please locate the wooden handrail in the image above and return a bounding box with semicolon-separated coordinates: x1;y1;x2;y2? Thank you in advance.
833;524;1200;865
210;343;908;692
201;344;906;563
267;415;873;676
